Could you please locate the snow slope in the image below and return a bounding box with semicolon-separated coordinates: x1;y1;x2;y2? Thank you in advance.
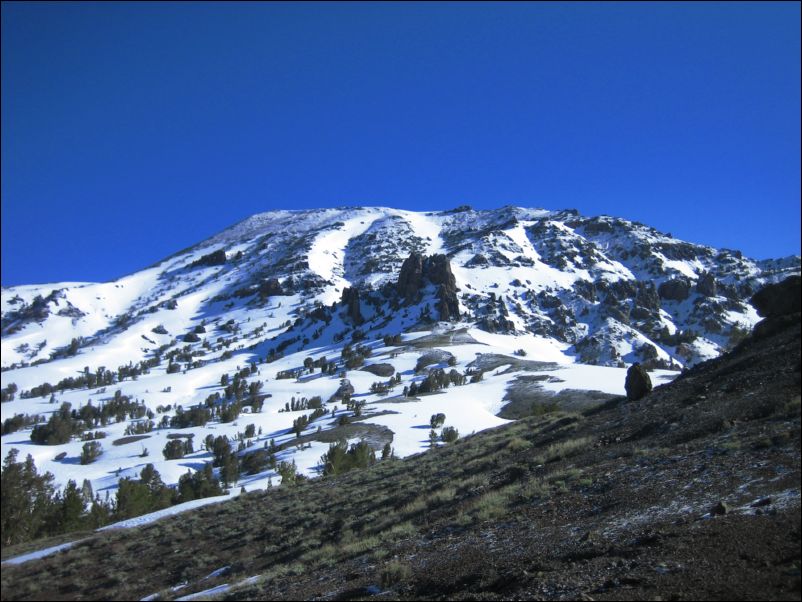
2;205;798;505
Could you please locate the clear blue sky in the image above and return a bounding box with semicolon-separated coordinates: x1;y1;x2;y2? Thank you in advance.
2;2;800;286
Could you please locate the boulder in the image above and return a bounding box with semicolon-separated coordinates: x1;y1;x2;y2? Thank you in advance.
360;363;396;378
625;363;652;401
747;276;802;342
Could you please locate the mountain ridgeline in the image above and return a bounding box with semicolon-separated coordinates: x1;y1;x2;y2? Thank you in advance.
2;206;799;372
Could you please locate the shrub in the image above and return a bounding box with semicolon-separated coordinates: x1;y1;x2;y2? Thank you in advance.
241;450;271;475
380;561;412;588
441;426;459;443
321;439;376;476
80;441;103;464
162;438;193;460
430;413;446;428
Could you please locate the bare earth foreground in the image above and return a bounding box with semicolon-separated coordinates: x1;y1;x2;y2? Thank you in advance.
2;313;800;600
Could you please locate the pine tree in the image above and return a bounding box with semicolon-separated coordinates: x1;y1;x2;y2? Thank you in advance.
1;449;57;545
58;480;85;533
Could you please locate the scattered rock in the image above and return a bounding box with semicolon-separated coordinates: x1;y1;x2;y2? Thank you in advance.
625;363;652;401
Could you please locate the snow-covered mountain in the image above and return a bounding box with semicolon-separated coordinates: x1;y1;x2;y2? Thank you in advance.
3;205;797;370
1;205;799;504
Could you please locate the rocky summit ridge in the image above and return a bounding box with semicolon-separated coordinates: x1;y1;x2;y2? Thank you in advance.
2;205;799;372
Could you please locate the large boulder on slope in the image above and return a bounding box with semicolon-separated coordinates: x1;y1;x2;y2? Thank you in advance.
625;363;653;401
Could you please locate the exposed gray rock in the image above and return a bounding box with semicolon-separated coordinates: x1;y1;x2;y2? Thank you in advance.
360;363;396;377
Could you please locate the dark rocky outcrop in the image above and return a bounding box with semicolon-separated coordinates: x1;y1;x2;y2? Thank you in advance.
696;272;718;297
397;253;425;303
625;363;653;400
477;316;515;334
436;285;460;321
658;278;691;301
750;275;801;318
574;280;597;302
423;254;457;290
258;278;284;299
397;252;459;321
465;253;489;267
341;287;364;325
748;276;801;341
635;282;661;311
190;249;227;268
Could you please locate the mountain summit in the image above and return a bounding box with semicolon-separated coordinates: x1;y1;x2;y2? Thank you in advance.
3;206;799;372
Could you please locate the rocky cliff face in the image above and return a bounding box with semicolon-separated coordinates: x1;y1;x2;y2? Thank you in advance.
396;252;460;322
